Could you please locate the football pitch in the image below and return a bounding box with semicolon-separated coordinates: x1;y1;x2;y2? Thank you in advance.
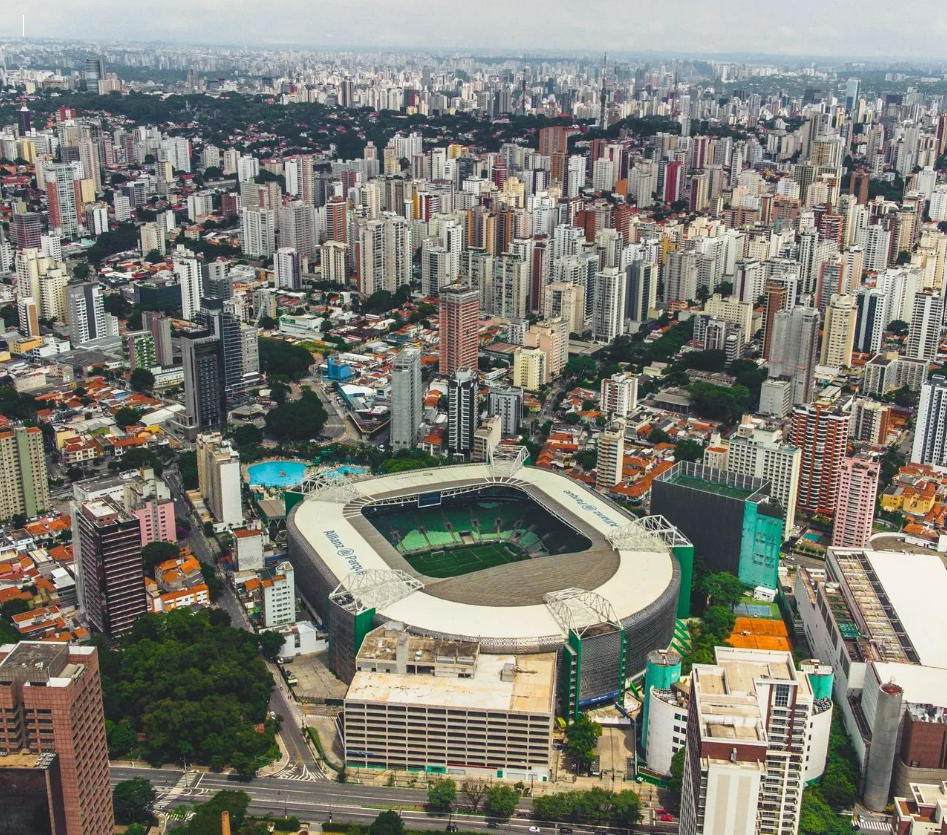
405;541;529;578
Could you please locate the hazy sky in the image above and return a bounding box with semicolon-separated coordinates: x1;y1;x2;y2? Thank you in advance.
15;0;947;59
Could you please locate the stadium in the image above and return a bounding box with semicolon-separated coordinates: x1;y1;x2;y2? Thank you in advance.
286;457;693;715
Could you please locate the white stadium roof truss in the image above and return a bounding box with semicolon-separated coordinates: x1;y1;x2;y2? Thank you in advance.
329;569;424;615
544;587;622;638
607;515;690;552
300;469;364;503
488;444;529;477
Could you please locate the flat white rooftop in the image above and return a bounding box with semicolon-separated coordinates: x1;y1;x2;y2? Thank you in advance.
864;550;947;670
345;652;557;715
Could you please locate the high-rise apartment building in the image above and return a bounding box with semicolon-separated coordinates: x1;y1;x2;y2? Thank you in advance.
357;213;412;295
762;280;788;359
391;348;422;451
511;347;547;392
0;425;50;522
820;294;857;369
679;647;828;835
768;306;820;406
439;283;480;376
196;433;244;527
180;328;227;432
832;455;881;548
45;163;80;237
274;247;302;290
447;368;478;458
143;311;174;367
75;498;146;637
906;292;944;362
487;386;524;436
600;372;639;419
0;642;114;835
791;401;851;516
66;282;118;346
596;420;625;491
711;416;801;537
592;266;626;343
912;376;947;466
278;200;317;260
241;207;276;258
173;252;203;321
197;298;258;401
853;287;888;355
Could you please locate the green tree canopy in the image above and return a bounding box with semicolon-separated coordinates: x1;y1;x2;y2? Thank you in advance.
232;424;263;448
368;810;406;835
258;337;314;379
485;784;520;819
174;789;252;835
258;630;285;662
702;571;745;610
0;386;37;420
427;777;458;811
97;609;276;770
115;447;164;476
130;368;156;391
674;439;705;463
179;450;199;490
264;389;328;441
668;747;685;800
114;406;143;428
565;714;602;774
113;777;156;825
532;787;641;826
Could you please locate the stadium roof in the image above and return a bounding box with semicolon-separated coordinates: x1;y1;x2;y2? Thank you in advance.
292;464;676;647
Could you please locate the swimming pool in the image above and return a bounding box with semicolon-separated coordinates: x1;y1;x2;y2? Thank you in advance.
331;465;369;477
247;460;309;488
802;532;822;543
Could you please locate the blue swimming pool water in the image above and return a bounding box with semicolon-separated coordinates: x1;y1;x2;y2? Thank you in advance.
247;461;309;488
332;465;369;477
802;532;821;542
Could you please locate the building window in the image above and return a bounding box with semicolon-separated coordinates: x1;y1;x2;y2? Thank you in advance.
774;684;790;707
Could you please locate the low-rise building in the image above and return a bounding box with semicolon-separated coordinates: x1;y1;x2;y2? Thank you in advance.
343;624;555;779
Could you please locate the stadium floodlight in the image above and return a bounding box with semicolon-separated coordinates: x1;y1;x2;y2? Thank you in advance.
299;468;362;503
329;569;424;615
544;587;622;638
488;444;528;477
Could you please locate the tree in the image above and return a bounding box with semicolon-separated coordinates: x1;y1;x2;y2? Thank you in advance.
674;439;704;463
113;777;156;824
258;630;285;662
427;777;457;811
258;337;314;379
264;390;328;441
180;790;252;835
114;406;143;428
461;779;490;813
485;784;520;819
565;714;602;774
0;386;37;420
141;541;179;575
648;427;672;445
668;747;685;800
130;368;156;392
73;262;91;279
888;319;909;336
179;450;199;490
144;249;164;264
232;424;263;447
66;465;84;482
116;447;164;476
369;810;406;835
258;315;277;330
702;571;745;610
565;355;598;379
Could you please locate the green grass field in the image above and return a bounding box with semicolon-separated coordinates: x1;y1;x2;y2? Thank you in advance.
405;541;529;578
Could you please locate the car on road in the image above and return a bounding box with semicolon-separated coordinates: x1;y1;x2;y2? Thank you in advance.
660;815;674;822
559;828;573;834
529;827;542;833
487;822;499;829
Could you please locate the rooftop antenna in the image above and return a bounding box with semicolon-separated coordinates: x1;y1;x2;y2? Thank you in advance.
599;52;608;130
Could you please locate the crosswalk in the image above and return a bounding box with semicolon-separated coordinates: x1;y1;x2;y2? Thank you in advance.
272;762;324;782
153;771;212;811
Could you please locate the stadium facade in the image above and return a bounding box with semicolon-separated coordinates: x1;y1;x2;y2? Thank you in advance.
286;462;693;718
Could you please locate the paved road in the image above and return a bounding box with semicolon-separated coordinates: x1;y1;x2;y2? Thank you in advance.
110;765;673;834
163;468;321;775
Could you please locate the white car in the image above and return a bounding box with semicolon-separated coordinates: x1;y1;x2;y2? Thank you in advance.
529;828;542;833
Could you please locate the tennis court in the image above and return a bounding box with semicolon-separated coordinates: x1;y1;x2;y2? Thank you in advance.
405;541;529;578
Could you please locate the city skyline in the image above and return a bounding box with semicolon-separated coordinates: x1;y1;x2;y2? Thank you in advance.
3;3;947;60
